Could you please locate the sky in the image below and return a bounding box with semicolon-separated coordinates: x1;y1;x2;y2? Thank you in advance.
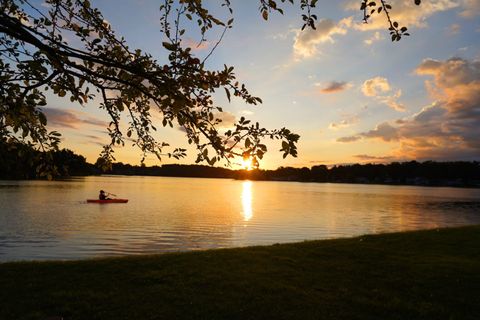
39;0;480;169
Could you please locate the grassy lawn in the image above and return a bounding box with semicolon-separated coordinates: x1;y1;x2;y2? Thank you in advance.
1;225;479;320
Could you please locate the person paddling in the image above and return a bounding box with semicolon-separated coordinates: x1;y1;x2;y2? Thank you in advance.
99;190;112;200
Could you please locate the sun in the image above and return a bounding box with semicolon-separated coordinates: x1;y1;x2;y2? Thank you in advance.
241;157;253;171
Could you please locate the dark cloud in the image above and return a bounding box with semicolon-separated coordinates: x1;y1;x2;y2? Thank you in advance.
320;81;350;93
337;122;398;143
337;135;361;143
361;122;399;141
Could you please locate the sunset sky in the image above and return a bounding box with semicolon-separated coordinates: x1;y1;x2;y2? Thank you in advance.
41;0;480;169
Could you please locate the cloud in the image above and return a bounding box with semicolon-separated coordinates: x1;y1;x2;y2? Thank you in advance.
378;90;406;112
42;108;107;129
338;57;480;161
337;122;398;142
459;0;480;18
309;160;331;164
447;23;461;35
270;29;296;40
318;81;351;94
362;77;405;111
416;57;479;89
329;120;353;130
337;135;362;142
362;77;391;96
82;134;107;146
361;122;399;141
240;110;254;115
347;0;459;31
215;112;236;128
181;38;210;51
354;154;395;161
83;134;104;141
364;31;383;45
329;114;359;130
293;17;352;59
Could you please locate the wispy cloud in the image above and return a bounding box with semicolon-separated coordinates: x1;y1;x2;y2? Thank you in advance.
459;0;480;18
309;160;331;164
354;154;395;161
181;38;210;51
364;31;383;45
240;109;254;115
42;108;107;129
81;134;107;146
447;23;461;35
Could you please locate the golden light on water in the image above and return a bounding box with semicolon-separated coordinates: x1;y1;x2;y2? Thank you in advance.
241;181;253;221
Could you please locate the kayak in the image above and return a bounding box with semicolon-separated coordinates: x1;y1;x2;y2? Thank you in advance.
87;199;128;204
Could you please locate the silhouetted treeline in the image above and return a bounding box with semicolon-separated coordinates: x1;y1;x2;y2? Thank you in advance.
234;162;480;187
107;161;480;187
104;163;236;179
0;140;98;179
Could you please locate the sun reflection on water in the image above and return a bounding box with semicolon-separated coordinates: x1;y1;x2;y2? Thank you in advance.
241;181;253;221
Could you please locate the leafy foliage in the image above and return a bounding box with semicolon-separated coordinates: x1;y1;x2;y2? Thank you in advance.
360;0;421;41
0;0;420;174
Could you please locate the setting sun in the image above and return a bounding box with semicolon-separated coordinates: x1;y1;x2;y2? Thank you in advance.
241;157;253;171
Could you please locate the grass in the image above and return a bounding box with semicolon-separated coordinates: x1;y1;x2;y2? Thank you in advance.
1;226;479;320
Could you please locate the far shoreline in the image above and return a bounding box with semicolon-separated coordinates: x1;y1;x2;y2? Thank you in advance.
3;173;480;189
60;173;480;189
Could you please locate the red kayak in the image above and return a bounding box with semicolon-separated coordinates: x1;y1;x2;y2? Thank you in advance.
87;199;128;204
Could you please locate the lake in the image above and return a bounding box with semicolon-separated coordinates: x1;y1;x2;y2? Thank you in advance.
1;175;479;261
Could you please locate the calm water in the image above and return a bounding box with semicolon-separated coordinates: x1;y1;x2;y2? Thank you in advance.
1;176;479;261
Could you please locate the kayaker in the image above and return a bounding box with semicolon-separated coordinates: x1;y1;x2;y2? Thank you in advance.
99;190;111;200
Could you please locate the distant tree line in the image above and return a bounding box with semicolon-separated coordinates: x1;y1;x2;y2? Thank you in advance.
0;139;97;179
235;162;480;187
1;139;479;187
102;163;236;179
107;161;480;188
